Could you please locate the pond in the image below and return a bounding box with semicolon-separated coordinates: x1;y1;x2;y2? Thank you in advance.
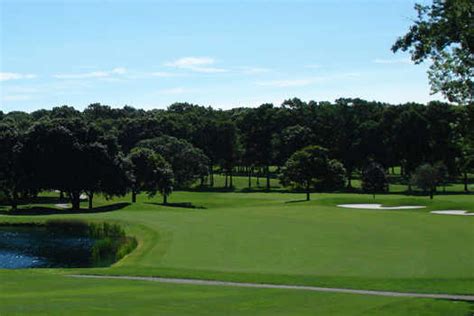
0;225;96;269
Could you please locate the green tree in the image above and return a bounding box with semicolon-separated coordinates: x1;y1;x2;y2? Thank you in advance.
22;119;126;210
0;123;27;210
138;135;209;188
411;163;443;199
22;120;84;209
272;125;313;166
280;146;346;201
361;162;389;198
392;0;473;104
82;142;128;209
127;147;174;204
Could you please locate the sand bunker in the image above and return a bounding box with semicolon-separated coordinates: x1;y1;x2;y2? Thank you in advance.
337;204;426;210
430;210;474;216
55;204;70;209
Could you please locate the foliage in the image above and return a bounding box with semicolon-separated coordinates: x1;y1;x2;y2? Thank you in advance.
361;162;389;198
127;147;174;203
411;163;447;199
44;220;137;267
280;146;346;200
138;135;209;187
392;0;473;104
1;98;473;201
0;123;30;210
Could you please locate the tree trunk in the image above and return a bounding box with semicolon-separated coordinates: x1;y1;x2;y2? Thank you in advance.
391;166;395;174
88;191;93;209
373;193;376;199
229;169;233;188
10;190;18;212
59;190;65;201
347;170;352;189
70;192;81;210
266;166;270;191
132;191;137;203
464;172;469;192
225;173;228;188
163;194;168;205
430;187;434;200
210;164;214;187
306;183;310;201
248;167;252;188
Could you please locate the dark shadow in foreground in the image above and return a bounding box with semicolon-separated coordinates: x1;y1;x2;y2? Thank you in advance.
0;202;130;216
146;202;206;209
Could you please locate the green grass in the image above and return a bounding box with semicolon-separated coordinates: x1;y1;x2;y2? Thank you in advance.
1;175;473;314
1;271;471;316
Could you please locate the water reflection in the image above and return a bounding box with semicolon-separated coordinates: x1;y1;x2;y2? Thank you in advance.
0;226;95;269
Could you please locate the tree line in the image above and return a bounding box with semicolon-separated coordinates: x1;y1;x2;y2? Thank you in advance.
1;98;473;209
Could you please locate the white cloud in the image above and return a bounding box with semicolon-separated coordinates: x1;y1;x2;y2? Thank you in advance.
53;67;127;79
111;67;127;74
165;57;214;68
0;72;36;81
373;58;411;64
165;57;227;73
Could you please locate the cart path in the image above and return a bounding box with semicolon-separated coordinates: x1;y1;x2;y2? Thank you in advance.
69;274;474;302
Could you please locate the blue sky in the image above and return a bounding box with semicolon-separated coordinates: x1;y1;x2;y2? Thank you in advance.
0;0;440;112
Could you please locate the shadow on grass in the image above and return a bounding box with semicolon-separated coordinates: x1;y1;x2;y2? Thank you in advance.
0;196;64;207
183;186;236;193
284;199;310;204
0;202;130;216
146;202;206;209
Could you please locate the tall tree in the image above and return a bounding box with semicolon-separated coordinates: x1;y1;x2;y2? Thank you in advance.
81;142;128;209
127;147;174;204
272;125;313;167
0;123;27;210
138;135;209;188
411;163;444;199
280;146;346;201
361;162;389;198
22;119;126;209
392;0;473;104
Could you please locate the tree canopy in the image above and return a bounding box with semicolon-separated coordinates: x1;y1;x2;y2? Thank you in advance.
280;146;346;201
392;0;473;104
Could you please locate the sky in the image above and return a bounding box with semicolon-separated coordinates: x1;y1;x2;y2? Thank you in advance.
0;0;441;112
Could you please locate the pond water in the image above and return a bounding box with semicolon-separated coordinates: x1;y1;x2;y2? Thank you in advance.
0;225;96;269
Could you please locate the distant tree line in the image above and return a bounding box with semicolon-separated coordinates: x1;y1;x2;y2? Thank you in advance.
1;98;473;209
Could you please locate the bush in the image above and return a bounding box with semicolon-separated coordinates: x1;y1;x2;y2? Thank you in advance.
88;222;137;266
45;220;137;266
